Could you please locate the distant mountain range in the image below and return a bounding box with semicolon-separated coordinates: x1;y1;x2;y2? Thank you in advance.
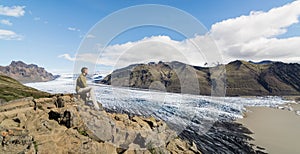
100;60;300;96
0;61;58;83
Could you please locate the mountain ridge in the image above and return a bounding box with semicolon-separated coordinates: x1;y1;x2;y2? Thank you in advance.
100;60;300;96
0;61;58;83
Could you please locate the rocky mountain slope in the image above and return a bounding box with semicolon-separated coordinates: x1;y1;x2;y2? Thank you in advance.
0;75;50;102
0;61;58;83
0;95;201;153
100;60;300;96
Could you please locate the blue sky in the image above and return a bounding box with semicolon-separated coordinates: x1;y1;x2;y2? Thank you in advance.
0;0;299;74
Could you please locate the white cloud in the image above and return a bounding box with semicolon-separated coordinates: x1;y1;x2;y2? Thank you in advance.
60;1;300;67
67;27;80;32
0;5;25;17
0;19;12;26
58;54;76;61
33;17;48;24
0;29;23;40
210;0;300;62
86;34;95;39
67;27;76;31
33;17;40;21
59;35;207;68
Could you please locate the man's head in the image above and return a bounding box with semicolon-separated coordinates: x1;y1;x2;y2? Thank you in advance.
81;67;88;75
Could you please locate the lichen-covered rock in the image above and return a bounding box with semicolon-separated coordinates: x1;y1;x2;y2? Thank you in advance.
167;138;201;154
132;116;152;130
0;95;202;154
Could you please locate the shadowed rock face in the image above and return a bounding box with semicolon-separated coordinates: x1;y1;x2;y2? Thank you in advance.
0;61;58;83
0;95;201;154
100;60;300;96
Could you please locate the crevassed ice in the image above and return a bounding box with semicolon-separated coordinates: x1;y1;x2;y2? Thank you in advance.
25;74;289;122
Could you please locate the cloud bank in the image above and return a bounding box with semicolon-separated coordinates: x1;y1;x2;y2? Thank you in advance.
0;19;13;26
0;5;25;40
0;29;23;40
210;0;300;63
60;1;300;68
0;5;25;17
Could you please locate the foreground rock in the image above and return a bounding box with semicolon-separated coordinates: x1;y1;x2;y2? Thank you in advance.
106;106;266;154
0;94;201;153
0;61;58;83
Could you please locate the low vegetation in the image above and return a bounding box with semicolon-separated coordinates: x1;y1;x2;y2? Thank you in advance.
0;75;50;102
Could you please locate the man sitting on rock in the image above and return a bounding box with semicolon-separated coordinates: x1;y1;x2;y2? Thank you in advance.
76;67;100;110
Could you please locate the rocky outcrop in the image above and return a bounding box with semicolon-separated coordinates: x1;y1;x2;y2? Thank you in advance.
0;61;58;83
0;95;201;153
100;60;300;96
225;60;300;96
